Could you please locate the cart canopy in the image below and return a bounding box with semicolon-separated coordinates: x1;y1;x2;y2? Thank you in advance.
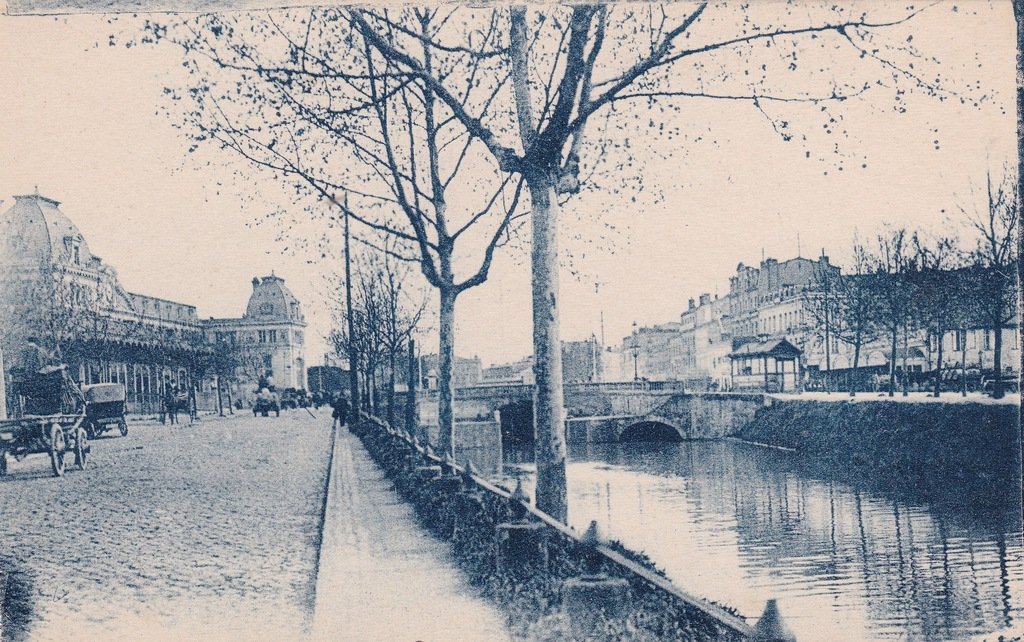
83;383;126;404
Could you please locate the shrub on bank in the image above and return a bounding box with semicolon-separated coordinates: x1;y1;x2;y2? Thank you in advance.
350;417;748;642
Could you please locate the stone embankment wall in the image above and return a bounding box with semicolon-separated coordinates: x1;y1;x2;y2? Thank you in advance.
350;417;752;642
739;399;1021;488
657;393;769;439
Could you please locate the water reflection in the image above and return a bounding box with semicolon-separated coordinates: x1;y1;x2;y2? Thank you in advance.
501;441;1023;642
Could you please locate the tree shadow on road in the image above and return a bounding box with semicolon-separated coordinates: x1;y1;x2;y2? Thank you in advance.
1;558;35;642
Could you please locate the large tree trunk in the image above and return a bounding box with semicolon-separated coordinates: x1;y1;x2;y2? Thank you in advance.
529;175;568;523
1017;0;1024;383
437;287;457;459
933;328;944;398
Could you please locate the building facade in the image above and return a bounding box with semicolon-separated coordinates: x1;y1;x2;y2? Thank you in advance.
0;193;307;414
205;274;308;391
620;251;1018;392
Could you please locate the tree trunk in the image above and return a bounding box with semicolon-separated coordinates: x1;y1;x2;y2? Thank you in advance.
529;175;568;523
387;351;397;428
933;328;944;398
437;287;457;459
405;339;417;435
1017;0;1024;381
961;328;968;397
824;299;831;394
344;205;360;416
993;320;1005;398
902;319;909;397
216;374;224;416
888;325;898;397
850;342;861;398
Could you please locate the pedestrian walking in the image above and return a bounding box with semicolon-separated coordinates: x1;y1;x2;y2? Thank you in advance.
331;393;349;430
163;383;178;425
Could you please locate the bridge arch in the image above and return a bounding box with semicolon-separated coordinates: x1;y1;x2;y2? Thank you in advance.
498;400;534;444
618;419;685;443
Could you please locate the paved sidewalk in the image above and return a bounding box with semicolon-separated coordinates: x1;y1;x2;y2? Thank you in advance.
313;429;511;642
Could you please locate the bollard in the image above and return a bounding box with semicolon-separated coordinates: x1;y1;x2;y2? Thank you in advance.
561;520;631;640
424;471;463;538
752;599;796;642
495;521;548;578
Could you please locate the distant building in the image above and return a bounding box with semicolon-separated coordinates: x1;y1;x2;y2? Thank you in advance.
620;322;688;382
481;358;533;385
561;337;603;384
205;274;308;391
419;354;483;389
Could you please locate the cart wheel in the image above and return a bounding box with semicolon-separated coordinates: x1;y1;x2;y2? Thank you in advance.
49;424;66;477
74;427;89;470
118;419;129;437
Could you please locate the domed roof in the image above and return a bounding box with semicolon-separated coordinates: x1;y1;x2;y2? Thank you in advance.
0;193;94;270
244;274;304;323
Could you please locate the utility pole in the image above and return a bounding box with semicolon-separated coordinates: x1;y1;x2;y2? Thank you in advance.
344;194;360;413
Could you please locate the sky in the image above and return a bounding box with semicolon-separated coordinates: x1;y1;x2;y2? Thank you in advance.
0;3;1016;367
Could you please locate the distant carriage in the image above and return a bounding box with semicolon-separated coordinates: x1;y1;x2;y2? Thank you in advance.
82;383;129;438
0;366;90;477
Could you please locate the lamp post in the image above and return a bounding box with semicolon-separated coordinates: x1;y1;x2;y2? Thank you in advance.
631;321;640;382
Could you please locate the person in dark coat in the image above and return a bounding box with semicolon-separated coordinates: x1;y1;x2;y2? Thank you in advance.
163;384;178;425
16;337;52;376
331;393;349;429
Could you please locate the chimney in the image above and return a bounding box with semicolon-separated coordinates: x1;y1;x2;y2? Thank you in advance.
252;277;261;289
688;298;696;310
699;293;711;306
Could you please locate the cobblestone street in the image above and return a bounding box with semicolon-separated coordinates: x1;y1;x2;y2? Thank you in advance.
0;410;333;642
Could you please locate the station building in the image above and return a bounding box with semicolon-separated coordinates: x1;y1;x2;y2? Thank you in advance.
0;192;307;415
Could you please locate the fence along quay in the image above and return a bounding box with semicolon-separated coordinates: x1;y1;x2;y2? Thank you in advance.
348;414;798;642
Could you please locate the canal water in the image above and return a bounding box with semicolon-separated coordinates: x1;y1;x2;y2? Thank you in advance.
500;440;1023;642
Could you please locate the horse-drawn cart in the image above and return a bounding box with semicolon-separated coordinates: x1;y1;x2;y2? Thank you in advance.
0;366;90;477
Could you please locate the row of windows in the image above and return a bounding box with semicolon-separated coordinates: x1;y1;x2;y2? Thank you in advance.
940;328;1020;353
214;329;304;345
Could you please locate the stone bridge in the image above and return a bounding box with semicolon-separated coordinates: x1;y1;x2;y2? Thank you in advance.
417;383;770;444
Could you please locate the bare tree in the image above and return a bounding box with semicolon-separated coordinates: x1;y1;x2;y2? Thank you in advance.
962;166;1020;398
369;245;428;428
807;261;841;392
910;232;963;397
870;228;916;397
834;241;882;397
152;2;960;521
346;3;955;521
155;10;526;461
